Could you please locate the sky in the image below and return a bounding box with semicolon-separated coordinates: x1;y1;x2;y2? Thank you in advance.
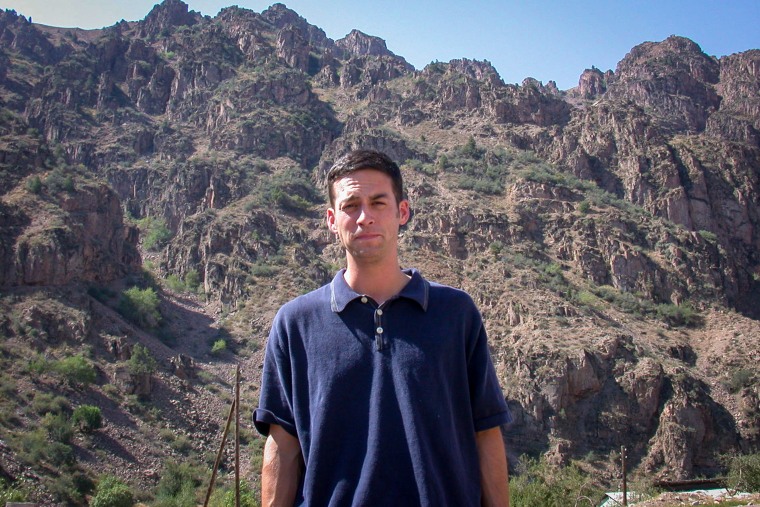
2;0;759;90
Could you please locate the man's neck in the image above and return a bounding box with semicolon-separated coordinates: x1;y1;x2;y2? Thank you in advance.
343;260;410;305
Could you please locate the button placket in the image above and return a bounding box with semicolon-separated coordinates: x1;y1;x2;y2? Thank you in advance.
374;307;385;350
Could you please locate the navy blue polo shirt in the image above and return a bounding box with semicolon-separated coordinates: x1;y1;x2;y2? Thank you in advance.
254;269;511;506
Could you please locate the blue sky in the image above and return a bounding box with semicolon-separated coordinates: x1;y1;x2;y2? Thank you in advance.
3;0;759;90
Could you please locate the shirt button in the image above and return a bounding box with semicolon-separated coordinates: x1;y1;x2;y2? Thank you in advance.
361;296;368;303
376;309;383;316
376;327;383;334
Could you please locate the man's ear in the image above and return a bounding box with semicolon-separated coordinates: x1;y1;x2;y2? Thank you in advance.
326;207;337;234
399;200;410;226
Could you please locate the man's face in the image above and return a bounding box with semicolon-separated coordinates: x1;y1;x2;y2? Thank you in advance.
326;169;410;266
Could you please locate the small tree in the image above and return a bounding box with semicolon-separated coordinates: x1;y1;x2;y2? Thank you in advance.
128;344;157;376
72;405;103;433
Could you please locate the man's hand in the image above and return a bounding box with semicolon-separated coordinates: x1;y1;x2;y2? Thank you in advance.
262;424;302;507
476;426;510;507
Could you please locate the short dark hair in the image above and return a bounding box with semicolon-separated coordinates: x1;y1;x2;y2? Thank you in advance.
326;150;404;207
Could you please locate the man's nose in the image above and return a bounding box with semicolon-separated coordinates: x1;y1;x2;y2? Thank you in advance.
357;205;374;224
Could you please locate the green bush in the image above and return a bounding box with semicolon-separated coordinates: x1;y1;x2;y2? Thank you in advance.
489;241;504;256
43;412;73;443
46;441;76;466
0;479;26;503
208;479;258;507
90;475;134;507
210;339;227;355
726;453;760;493
45;168;75;193
166;274;185;292
26;175;42;194
256;169;321;215
32;392;71;416
119;286;161;328
127;343;157;376
72;405;103;433
154;461;201;507
53;354;97;387
184;269;201;291
20;428;75;467
27;353;50;374
136;216;172;251
510;456;601;507
655;303;699;327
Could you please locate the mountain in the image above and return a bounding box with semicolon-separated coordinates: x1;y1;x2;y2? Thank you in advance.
1;1;758;503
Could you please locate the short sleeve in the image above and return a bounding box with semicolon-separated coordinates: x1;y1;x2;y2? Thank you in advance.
253;312;298;438
467;314;512;432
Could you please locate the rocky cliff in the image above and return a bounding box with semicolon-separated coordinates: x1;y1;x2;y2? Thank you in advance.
0;2;758;502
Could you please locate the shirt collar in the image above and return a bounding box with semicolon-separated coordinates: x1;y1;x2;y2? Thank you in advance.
330;268;429;313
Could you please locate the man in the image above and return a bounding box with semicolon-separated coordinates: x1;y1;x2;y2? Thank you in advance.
254;149;511;506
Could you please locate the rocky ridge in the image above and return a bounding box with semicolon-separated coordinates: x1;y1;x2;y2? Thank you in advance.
0;1;758;503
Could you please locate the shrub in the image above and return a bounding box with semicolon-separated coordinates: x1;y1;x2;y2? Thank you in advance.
32;392;71;416
0;479;26;503
166;274;185;292
698;230;718;243
154;461;201;507
136;216;172;251
510;456;601;507
184;269;201;291
489;241;504;256
46;441;76;466
53;354;97;387
26;175;42;194
208;479;258;507
27;353;50;374
128;344;158;376
210;339;227;355
90;476;134;507
251;263;278;277
20;427;75;467
43;412;73;443
119;286;161;328
727;369;755;394
574;290;598;307
655;303;699;327
45;168;75;193
72;405;103;433
726;453;760;493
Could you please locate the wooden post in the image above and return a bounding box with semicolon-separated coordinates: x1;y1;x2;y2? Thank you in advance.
203;396;236;507
621;445;628;506
203;365;242;507
235;364;241;507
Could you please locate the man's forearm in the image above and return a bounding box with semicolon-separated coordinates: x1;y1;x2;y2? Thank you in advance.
262;424;302;507
476;426;510;507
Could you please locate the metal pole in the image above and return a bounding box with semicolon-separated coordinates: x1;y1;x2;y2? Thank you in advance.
621;445;628;507
235;364;241;507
